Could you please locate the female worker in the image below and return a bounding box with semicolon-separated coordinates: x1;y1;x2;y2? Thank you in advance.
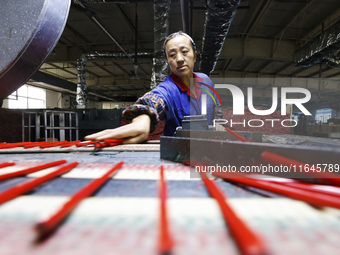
85;31;221;143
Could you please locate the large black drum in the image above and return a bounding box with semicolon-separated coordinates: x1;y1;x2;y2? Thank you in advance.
0;0;71;100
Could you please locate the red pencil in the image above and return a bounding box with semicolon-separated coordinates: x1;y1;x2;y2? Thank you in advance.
0;162;78;206
60;140;81;148
0;160;67;181
75;141;97;147
213;171;340;210
40;141;70;148
199;171;268;255
0;142;33;149
24;142;49;148
266;179;340;198
94;138;125;149
0;162;15;168
225;127;250;142
35;161;124;238
261;151;340;185
158;165;174;254
103;138;125;143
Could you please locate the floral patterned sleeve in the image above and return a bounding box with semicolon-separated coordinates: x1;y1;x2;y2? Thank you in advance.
214;104;223;119
122;92;165;133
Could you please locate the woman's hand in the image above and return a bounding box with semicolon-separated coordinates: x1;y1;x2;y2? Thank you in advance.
84;114;151;144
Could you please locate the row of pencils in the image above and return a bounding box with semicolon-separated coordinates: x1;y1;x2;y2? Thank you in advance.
1;158;339;255
1;134;340;254
0;138;125;149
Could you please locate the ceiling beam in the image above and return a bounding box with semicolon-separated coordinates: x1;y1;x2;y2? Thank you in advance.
243;59;254;72
274;63;292;75
66;75;150;86
222;37;295;61
325;71;340;78
115;4;136;34
92;61;117;77
223;59;234;71
243;0;272;39
299;6;340;45
65;23;93;46
111;61;130;76
307;66;333;77
257;61;272;73
275;0;315;37
30;71;77;91
68;62;99;79
46;63;78;77
290;67;307;76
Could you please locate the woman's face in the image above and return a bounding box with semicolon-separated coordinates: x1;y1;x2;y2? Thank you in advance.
164;35;197;81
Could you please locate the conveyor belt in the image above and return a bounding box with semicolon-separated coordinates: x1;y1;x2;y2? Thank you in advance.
0;141;339;255
0;177;271;198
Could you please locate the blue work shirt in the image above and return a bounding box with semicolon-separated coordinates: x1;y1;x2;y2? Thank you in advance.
151;72;217;136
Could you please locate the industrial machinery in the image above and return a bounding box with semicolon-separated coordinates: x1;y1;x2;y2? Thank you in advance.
0;1;340;255
0;0;70;101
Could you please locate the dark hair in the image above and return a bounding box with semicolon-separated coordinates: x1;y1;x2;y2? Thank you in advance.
163;31;197;57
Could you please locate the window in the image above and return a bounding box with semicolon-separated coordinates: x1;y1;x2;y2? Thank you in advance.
8;85;46;109
102;102;133;109
315;108;332;123
102;102;119;109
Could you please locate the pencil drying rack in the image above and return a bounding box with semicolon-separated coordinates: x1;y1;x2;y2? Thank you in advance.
22;110;79;142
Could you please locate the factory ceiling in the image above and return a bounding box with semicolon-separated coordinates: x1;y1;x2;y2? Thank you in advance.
34;0;340;110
